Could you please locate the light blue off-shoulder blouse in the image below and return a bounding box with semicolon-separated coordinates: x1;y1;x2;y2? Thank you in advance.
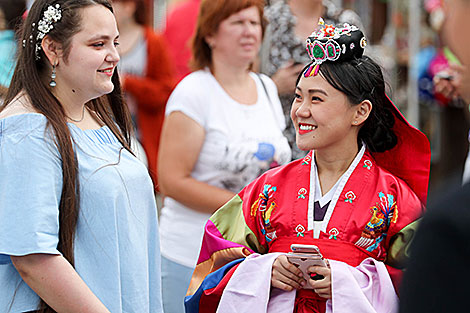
0;113;163;313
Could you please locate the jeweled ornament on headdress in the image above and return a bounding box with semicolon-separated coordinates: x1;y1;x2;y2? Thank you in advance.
304;18;367;77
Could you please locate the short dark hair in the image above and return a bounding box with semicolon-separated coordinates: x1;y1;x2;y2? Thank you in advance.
297;56;398;153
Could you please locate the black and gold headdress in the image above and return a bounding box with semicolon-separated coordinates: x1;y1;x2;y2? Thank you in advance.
304;18;367;77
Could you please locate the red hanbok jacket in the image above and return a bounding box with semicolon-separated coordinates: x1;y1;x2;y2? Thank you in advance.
185;100;430;313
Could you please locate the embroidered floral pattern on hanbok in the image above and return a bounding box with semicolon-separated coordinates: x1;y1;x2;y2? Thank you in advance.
344;191;356;203
251;184;278;242
298;187;308;199
302;155;311;165
295;224;306;237
328;228;339;240
355;192;398;252
363;160;372;170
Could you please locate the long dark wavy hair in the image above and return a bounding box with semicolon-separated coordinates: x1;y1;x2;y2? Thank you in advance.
1;0;133;312
296;55;398;153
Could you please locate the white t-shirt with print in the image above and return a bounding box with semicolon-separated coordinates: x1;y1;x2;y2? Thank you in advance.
159;69;292;267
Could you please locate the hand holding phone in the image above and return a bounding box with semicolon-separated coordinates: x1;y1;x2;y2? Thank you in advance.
287;244;327;289
435;71;454;81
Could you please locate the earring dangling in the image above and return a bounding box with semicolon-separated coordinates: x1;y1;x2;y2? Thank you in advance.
50;63;57;87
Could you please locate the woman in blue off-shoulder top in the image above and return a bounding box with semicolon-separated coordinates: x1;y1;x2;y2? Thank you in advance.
0;0;163;312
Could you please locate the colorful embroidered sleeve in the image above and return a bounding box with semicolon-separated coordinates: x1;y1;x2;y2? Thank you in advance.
351;168;424;258
376;177;425;290
346;163;425;292
184;170;284;312
386;219;421;268
384;178;425;264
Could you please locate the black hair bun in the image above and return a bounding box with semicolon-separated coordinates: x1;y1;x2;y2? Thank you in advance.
360;103;397;152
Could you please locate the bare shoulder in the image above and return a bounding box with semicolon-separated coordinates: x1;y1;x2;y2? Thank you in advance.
0;93;38;119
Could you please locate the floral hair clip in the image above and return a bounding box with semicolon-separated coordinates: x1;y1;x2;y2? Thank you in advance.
35;3;62;59
303;18;367;78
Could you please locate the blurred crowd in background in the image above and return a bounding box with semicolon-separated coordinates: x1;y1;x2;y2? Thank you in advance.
1;0;469;312
157;0;470;193
2;0;468;195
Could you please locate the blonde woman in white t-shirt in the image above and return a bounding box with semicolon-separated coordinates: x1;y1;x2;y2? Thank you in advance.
157;0;291;312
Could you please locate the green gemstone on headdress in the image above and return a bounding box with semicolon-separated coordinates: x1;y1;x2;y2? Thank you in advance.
313;44;324;59
327;45;334;57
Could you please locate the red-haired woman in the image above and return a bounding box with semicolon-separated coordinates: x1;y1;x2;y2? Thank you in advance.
158;0;291;311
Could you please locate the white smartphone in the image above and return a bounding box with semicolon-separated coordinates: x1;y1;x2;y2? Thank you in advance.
290;244;322;255
287;244;327;288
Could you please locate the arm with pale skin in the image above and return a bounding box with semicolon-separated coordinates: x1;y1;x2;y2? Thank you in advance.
11;254;109;312
158;111;235;214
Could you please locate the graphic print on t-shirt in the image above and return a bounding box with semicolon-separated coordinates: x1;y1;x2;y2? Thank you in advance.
217;140;291;192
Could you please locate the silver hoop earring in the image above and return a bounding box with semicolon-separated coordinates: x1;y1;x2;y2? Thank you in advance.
50;63;57;87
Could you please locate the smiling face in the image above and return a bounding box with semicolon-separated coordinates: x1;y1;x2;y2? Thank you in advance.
205;6;262;67
55;4;120;102
291;73;361;152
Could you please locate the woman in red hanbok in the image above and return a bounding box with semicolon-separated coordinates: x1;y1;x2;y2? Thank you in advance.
185;21;431;313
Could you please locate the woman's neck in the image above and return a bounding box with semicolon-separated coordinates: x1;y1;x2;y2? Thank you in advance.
211;58;257;105
52;85;87;121
52;88;104;129
118;18;141;35
315;138;360;178
289;0;325;40
289;0;324;19
117;21;143;56
314;141;360;196
211;57;251;88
